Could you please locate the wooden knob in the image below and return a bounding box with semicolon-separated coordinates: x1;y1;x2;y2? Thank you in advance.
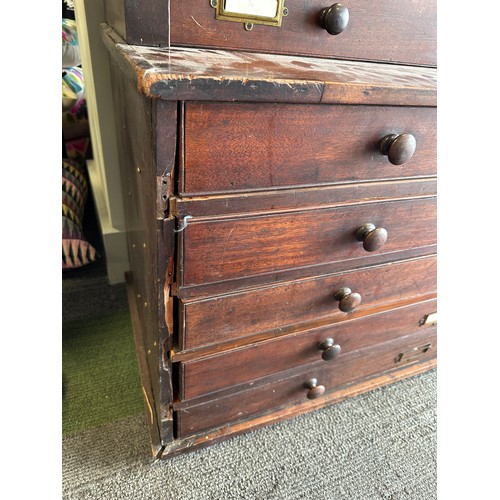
334;287;362;313
319;4;349;35
380;133;417;165
356;223;388;252
318;338;341;361
305;378;326;399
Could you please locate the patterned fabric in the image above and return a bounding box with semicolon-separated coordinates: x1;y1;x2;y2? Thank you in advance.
65;136;91;166
62;159;98;269
63;67;84;98
62;18;80;69
62;67;85;112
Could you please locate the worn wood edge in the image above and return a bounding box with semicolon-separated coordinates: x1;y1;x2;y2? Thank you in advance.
160;358;437;459
125;271;165;459
172;294;437;363
176;245;437;300
180;194;436;224
172;178;437;220
174;327;437;408
101;23;436;106
101;23;156;96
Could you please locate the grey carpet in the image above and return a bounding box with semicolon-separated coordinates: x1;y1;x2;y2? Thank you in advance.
63;368;436;499
62;268;128;322
62;269;436;499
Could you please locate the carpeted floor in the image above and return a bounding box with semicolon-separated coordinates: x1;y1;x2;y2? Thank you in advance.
62;269;437;499
62;309;144;435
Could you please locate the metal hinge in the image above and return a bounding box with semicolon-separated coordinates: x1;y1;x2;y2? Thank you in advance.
157;174;172;217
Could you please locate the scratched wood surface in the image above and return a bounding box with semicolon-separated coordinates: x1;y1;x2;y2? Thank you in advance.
104;0;436;67
109;59;176;445
171;178;437;219
179;299;437;401
181;197;436;287
176;328;437;436
180;255;437;351
170;0;436;67
182;102;436;195
161;358;436;457
101;23;436;106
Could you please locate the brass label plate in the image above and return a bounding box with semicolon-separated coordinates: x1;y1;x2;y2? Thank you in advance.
395;342;432;364
213;0;286;27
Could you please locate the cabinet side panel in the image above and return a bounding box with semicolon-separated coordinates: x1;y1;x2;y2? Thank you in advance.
109;58;175;446
104;0;127;40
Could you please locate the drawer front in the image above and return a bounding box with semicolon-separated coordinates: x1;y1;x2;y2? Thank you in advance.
181;255;436;350
182;197;436;287
182;103;436;195
180;299;437;400
170;1;436;67
177;328;437;437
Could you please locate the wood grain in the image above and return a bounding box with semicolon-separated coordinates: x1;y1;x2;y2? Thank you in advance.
179;299;437;400
182;102;436;195
171;178;437;219
104;0;170;45
105;0;436;66
161;358;436;458
109;59;175;445
180;255;436;351
181;197;436;287
125;272;163;458
177;328;437;436
101;24;436;106
171;0;436;67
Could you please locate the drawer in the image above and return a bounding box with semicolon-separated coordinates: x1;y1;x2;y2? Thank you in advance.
181;197;436;287
107;1;436;67
180;255;436;351
182;103;436;196
176;327;437;437
179;299;437;400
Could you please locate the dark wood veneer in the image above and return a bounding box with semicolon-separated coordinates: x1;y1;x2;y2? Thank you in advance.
180;299;437;400
105;0;436;67
102;1;437;457
182;197;436;286
182;102;436;195
177;328;437;437
180;255;436;351
101;24;436;106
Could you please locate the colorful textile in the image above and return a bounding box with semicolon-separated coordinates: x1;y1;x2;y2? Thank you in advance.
62;18;80;68
62;159;98;269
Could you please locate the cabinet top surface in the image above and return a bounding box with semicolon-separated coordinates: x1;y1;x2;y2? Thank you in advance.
101;23;436;106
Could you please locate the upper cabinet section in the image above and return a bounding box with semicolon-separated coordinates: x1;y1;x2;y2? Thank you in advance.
105;0;436;67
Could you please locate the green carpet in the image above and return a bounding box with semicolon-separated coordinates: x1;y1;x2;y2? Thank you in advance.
62;310;144;435
62;296;437;498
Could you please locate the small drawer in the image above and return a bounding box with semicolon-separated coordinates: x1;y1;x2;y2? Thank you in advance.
181;102;436;196
108;1;436;67
180;255;436;351
181;197;436;287
176;328;437;437
179;299;437;400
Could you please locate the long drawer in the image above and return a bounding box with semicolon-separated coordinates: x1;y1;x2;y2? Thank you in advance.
181;197;436;287
106;0;436;66
176;327;437;437
180;255;436;351
179;299;437;400
170;0;436;66
182;103;436;195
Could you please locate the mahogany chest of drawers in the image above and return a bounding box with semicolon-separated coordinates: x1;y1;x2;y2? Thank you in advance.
103;0;437;459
